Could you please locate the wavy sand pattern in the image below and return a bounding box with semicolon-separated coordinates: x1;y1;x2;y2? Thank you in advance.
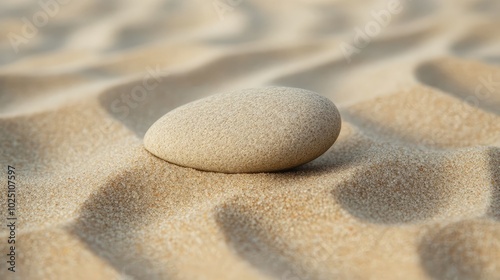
0;0;499;279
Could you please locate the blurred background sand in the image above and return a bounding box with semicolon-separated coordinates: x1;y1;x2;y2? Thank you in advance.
0;0;499;279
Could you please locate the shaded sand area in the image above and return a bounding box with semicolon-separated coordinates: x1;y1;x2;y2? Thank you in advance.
0;0;499;279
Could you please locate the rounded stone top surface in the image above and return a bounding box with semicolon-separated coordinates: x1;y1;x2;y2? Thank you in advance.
144;87;341;173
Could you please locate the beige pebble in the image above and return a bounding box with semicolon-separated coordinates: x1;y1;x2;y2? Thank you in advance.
144;87;341;173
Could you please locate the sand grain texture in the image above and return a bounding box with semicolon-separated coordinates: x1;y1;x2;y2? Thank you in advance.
1;0;500;279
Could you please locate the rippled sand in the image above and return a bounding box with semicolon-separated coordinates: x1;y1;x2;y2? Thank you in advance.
0;0;499;279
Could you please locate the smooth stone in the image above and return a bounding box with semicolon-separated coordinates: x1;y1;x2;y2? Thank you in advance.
143;87;341;173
